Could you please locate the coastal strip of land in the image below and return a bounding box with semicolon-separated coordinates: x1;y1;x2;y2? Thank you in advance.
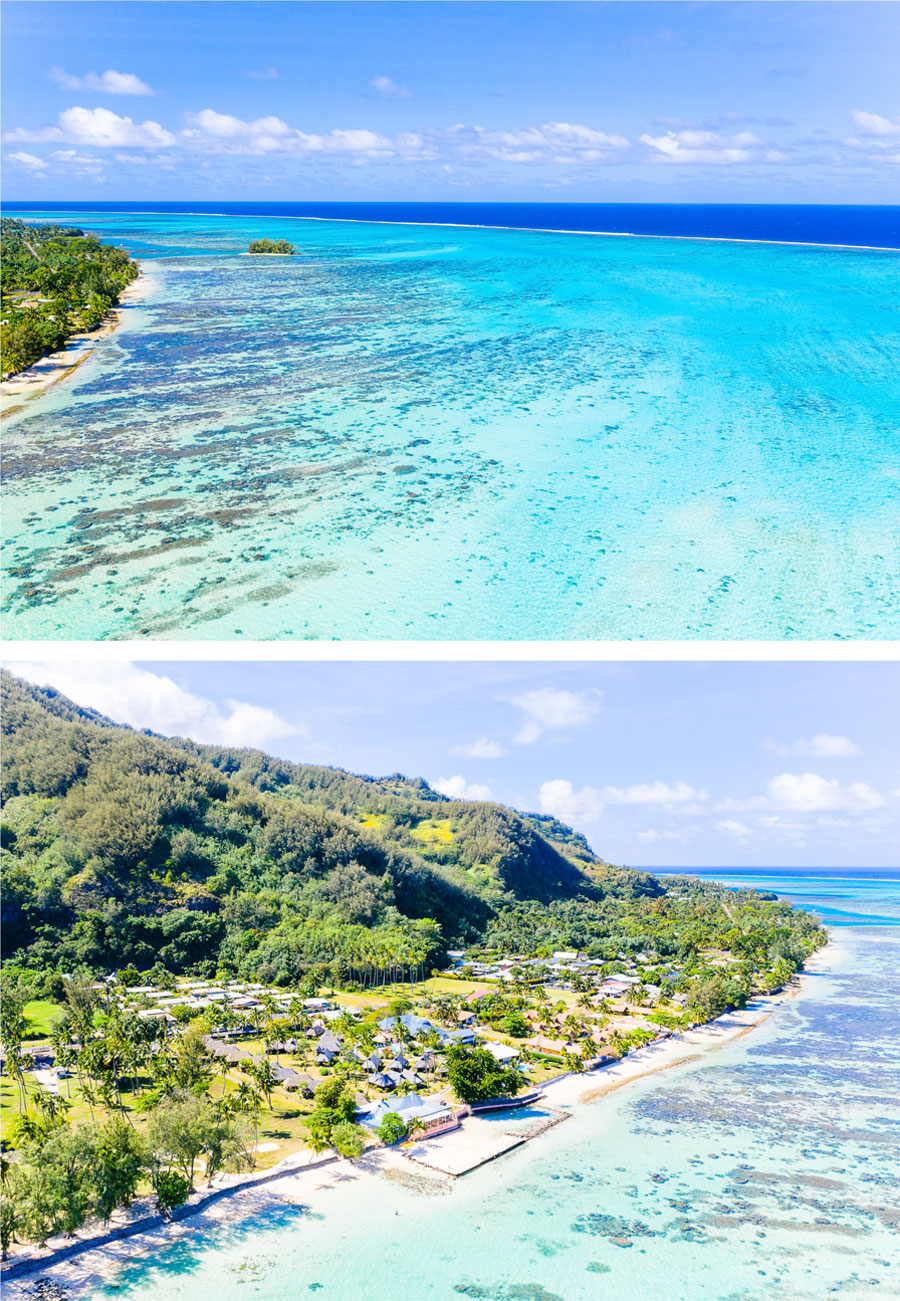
0;271;152;414
0;942;835;1301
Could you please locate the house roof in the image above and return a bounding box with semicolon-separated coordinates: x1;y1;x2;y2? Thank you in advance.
358;1092;454;1127
483;1041;520;1062
272;1065;303;1085
439;1027;475;1045
377;1013;433;1037
367;1072;396;1089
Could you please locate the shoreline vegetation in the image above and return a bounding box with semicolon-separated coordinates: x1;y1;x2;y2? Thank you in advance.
0;219;140;383
0;672;828;1282
0;273;149;413
0;944;833;1296
246;238;297;255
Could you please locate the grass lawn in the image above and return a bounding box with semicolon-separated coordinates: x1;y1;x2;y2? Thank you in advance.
0;1071;39;1142
324;990;391;1012
421;975;496;998
528;1059;567;1083
323;976;499;1012
22;999;62;1041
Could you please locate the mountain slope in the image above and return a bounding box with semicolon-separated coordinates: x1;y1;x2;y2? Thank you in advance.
1;671;666;982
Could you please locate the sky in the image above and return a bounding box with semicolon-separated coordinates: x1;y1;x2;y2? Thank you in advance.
6;659;899;869
2;1;898;202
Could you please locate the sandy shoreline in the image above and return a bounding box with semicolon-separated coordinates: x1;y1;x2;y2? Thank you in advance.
0;271;154;415
1;942;836;1297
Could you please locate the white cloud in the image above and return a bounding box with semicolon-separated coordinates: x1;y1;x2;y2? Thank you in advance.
47;149;106;176
6;662;302;749
538;775;706;825
640;128;763;164
851;109;900;138
456;122;629;163
8;106;891;178
184;109;292;141
181;110;395;158
715;794;769;813
538;779;605;823
247;67;279;81
766;772;886;813
6;151;47;171
371;76;411;99
49;68;154;96
5;107;175;149
635;827;688;842
717;819;751;838
433;775;493;802
450;737;506;759
600;780;707;806
509;687;601;744
8;107;626;167
763;733;861;758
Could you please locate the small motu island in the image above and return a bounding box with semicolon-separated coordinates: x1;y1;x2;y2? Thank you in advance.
247;238;297;255
0;219;139;379
0;671;826;1276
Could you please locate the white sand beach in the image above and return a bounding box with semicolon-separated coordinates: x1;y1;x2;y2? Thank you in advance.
0;944;837;1300
0;272;155;413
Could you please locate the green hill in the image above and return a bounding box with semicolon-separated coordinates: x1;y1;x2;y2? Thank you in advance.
0;672;823;986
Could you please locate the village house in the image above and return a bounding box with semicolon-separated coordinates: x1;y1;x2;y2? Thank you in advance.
357;1092;463;1138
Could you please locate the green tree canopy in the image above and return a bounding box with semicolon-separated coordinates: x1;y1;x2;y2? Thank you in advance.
445;1044;523;1105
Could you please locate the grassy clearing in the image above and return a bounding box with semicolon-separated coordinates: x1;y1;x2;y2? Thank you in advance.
22;999;62;1041
359;813;388;830
326;976;498;1010
410;818;455;846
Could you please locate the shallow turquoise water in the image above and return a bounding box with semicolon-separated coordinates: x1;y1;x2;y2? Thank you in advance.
94;872;900;1300
3;211;899;639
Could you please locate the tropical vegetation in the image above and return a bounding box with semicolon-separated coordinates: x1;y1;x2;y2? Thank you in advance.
247;238;296;255
0;219;139;378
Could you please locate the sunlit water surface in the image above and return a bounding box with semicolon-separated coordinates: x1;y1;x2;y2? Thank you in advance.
3;211;899;639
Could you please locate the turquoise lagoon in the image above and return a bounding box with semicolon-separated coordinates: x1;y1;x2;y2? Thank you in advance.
95;870;900;1300
3;211;899;639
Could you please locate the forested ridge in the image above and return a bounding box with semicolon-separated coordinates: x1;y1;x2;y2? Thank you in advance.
0;219;139;378
1;672;824;987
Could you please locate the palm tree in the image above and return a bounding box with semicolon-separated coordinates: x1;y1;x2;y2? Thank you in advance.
230;1081;262;1155
608;1029;626;1058
246;1056;277;1110
62;974;98;1044
304;1121;332;1165
32;1090;69;1133
5;1046;29;1114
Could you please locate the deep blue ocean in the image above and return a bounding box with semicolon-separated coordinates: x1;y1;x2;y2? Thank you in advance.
4;200;899;249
